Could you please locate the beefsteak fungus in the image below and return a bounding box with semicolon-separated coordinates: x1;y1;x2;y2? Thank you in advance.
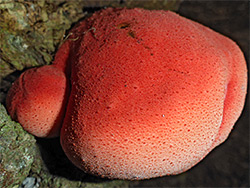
6;8;247;179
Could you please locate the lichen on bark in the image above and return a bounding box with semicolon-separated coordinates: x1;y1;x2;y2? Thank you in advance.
0;0;87;82
0;104;36;188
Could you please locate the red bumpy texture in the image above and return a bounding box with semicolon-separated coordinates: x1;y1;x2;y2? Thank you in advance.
60;8;247;179
6;8;247;179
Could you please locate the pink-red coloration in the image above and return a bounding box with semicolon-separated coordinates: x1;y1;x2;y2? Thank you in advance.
6;8;247;179
6;65;68;137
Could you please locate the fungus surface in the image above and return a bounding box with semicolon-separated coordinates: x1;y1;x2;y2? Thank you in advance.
6;8;247;179
6;65;69;137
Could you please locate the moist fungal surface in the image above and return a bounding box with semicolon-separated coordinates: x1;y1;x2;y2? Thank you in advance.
59;8;247;180
6;8;247;180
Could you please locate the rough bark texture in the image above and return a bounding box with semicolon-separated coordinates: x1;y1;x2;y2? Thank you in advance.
0;104;36;188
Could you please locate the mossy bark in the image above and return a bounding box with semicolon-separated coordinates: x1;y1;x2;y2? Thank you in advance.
0;104;36;188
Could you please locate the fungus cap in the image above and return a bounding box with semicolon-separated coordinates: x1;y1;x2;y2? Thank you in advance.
5;7;247;180
60;8;247;180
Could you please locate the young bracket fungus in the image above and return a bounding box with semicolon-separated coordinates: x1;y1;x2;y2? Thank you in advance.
6;8;247;179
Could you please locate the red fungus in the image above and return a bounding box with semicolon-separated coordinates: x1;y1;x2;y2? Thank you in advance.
6;8;247;179
6;65;68;137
